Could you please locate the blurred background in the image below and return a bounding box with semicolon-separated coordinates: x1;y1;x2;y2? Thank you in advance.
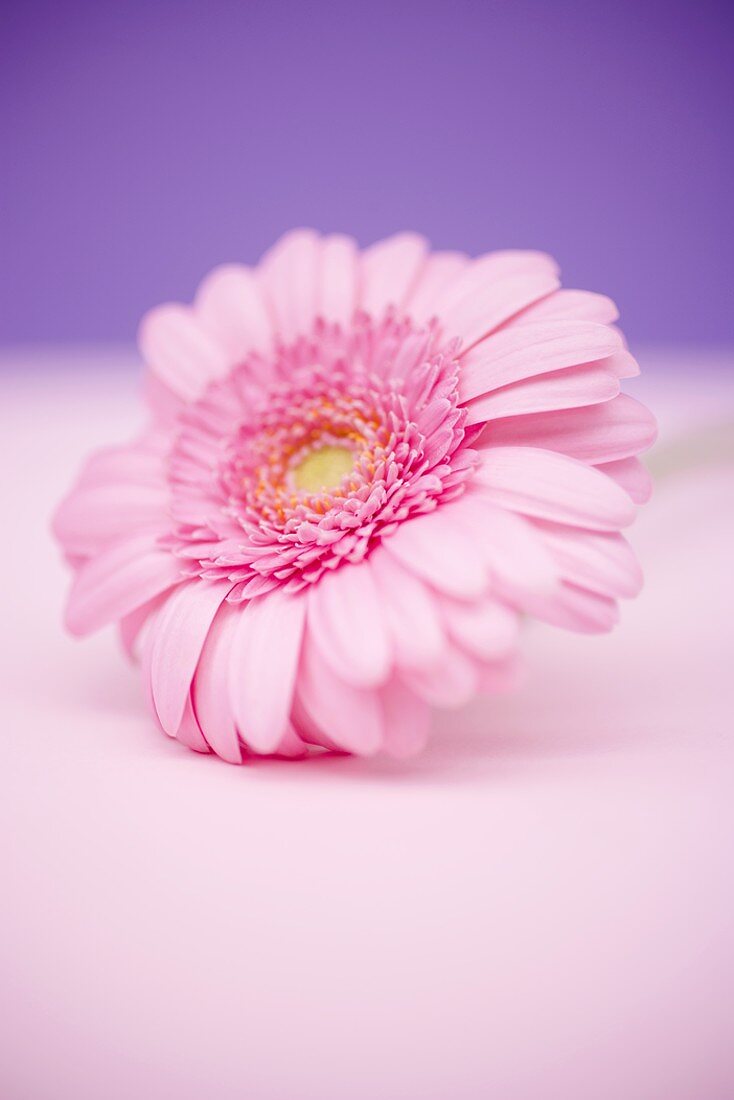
1;0;732;347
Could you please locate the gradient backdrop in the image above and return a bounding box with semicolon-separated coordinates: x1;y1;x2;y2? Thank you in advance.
2;0;732;347
2;6;734;1100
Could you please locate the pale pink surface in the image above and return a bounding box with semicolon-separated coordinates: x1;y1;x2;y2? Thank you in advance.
1;350;734;1098
52;231;657;761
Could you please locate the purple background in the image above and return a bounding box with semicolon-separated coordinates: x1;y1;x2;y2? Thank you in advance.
2;0;732;346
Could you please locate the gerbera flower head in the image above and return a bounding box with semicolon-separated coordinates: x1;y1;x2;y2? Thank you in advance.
53;230;657;761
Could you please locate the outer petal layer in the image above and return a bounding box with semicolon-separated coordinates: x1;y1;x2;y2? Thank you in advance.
473;447;636;531
229;590;307;753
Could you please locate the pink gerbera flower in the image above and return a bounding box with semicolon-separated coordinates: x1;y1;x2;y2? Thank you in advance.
53;230;657;761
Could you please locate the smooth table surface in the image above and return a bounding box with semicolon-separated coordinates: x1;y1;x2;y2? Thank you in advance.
1;348;733;1100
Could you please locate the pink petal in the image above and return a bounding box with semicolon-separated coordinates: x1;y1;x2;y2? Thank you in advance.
513;288;619;326
308;563;392;688
405;251;469;324
606;350;640;378
64;535;182;637
459;320;622;403
380;678;431;758
175;694;211;754
290;698;342;754
531;521;643;598
150;580;231;736
440;596;520;661
401;645;478;708
521;581;620;634
435;251;556;347
194;263;272;361
138;304;229;402
295;632;383;755
319;234;358;324
52;483;168;556
477;394;658;465
464;362;620;425
258;229;321;343
273;725;309;759
359;232;428;314
440;269;560;351
368;547;445;671
143;371;186;426
191;603;242;764
229;590;307;753
596;457;653;503
436;251;559;316
384;509;489;599
119;591;168;661
76;439;167;490
389;331;435;385
473;446;636;531
449;493;559;595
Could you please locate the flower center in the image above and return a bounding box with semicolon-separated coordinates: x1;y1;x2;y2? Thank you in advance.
171;312;477;593
291;444;354;493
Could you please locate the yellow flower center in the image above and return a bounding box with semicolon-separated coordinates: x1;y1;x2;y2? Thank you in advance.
292;444;354;493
